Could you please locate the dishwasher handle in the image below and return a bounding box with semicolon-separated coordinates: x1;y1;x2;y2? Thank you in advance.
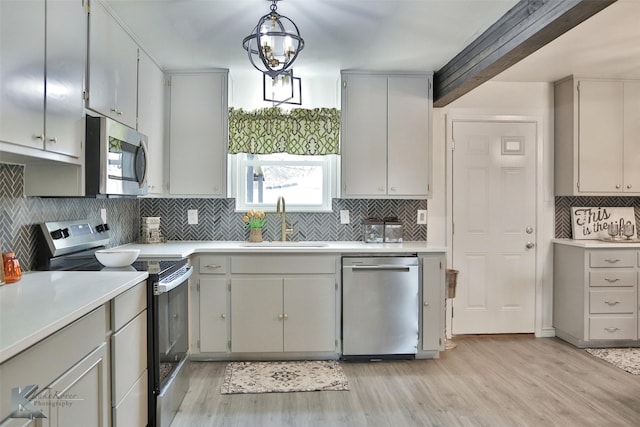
346;265;413;272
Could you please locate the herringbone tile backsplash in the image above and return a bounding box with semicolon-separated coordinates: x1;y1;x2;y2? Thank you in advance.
139;198;428;242
1;164;139;271
555;196;640;238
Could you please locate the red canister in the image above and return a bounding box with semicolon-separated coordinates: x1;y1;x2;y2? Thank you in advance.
2;252;22;284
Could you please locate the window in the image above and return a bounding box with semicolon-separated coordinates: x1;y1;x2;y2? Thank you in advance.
231;153;337;212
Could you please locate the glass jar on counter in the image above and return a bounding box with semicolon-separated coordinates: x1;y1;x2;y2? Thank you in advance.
3;252;22;284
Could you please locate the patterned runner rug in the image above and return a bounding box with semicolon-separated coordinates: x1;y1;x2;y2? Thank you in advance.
221;360;350;394
585;348;640;375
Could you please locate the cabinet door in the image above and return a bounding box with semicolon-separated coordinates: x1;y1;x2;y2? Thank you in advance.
49;343;109;427
138;51;165;195
422;255;444;351
623;81;640;193
168;72;228;196
387;76;431;197
283;277;335;352
45;0;86;158
88;0;138;128
0;0;45;149
230;278;283;352
578;80;624;193
341;73;388;197
199;278;228;352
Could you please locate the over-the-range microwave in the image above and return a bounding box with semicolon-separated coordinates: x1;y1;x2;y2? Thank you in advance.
85;115;148;197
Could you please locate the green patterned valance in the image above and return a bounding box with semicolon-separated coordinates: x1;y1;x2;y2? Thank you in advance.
228;107;340;155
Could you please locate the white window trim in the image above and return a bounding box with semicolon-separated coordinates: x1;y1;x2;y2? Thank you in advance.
229;154;338;213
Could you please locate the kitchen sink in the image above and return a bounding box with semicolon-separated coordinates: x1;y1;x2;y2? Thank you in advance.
239;241;328;248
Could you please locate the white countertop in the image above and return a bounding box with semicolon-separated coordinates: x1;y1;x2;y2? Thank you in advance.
120;240;447;259
553;238;640;248
0;271;148;364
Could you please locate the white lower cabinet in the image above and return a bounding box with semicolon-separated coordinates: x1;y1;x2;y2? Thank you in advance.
0;306;109;426
421;254;445;353
199;277;229;353
230;277;336;353
554;244;639;347
111;282;148;427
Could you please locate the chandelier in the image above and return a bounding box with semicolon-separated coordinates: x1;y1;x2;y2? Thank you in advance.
242;0;305;78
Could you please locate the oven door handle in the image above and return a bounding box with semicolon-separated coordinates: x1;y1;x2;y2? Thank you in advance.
154;266;194;295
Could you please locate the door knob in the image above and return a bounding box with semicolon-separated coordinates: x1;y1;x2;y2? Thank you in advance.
526;242;535;249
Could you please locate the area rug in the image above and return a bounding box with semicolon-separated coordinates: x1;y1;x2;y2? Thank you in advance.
585;348;640;375
221;360;350;394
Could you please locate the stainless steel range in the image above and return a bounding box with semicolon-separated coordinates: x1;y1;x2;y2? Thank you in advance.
38;219;192;427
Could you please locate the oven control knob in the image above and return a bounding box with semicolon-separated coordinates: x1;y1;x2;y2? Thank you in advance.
61;228;70;238
51;229;63;239
104;223;110;231
96;224;104;232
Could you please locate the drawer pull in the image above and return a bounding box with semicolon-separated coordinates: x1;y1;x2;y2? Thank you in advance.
604;300;620;306
604;258;621;264
604;327;620;333
604;277;620;283
205;264;222;269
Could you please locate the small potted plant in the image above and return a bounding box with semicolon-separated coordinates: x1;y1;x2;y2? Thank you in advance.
243;210;266;242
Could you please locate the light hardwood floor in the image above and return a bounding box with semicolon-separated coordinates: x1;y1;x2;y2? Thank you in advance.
170;335;640;427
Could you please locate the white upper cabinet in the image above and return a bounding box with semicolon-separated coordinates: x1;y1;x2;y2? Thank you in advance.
555;77;640;195
341;71;432;199
168;71;228;197
138;50;165;196
0;0;85;159
88;0;138;129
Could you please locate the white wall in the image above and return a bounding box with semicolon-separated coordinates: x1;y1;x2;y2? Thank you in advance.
431;81;556;338
229;70;340;110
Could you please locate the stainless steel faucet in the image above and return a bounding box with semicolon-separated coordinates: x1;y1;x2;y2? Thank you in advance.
276;196;294;241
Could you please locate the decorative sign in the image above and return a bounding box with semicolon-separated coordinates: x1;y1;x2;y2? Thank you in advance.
571;207;635;240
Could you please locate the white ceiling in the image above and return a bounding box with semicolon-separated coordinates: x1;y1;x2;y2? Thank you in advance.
106;0;640;86
495;0;640;82
106;0;520;75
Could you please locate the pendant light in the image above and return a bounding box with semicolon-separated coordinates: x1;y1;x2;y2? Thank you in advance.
242;0;305;79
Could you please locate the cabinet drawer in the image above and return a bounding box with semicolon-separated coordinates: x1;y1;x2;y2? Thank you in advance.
589;289;637;313
589;271;637;286
112;281;147;331
589;250;636;268
231;255;336;274
112;311;147;405
199;256;227;274
113;369;148;427
589;317;637;340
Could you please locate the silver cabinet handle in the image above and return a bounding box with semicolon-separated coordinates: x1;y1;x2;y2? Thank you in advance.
605;259;620;264
110;107;123;115
604;327;620;333
33;133;44;141
526;242;535;249
604;301;620;306
377;186;385;192
205;264;222;269
604;277;620;283
390;187;397;192
48;137;57;144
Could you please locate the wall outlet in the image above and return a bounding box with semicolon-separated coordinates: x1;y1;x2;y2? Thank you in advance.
100;208;107;223
340;210;350;224
187;209;198;225
417;210;427;224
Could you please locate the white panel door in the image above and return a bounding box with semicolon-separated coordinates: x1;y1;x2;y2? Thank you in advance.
452;120;536;334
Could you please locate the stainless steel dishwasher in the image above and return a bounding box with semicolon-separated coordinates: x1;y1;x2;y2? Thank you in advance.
342;256;419;360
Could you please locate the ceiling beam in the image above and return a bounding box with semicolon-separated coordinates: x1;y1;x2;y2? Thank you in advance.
433;0;617;107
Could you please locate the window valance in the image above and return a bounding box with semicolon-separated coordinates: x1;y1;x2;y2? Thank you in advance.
228;107;340;155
